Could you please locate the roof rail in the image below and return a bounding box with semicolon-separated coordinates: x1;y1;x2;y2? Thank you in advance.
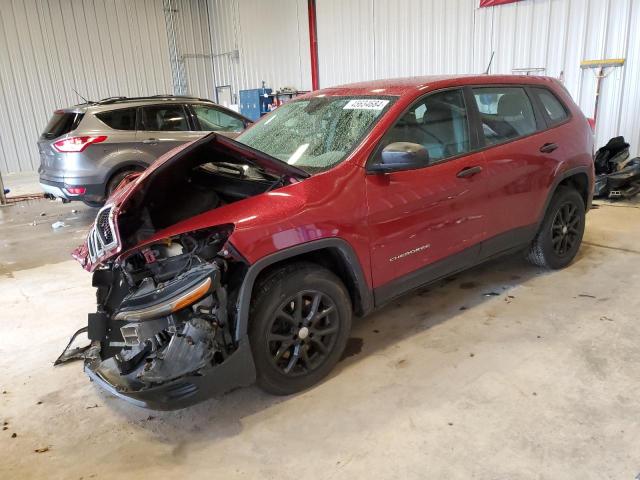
96;95;215;105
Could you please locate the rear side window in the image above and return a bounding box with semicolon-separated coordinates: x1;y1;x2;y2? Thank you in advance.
140;105;189;131
532;88;569;125
42;112;84;139
96;108;137;130
473;87;536;145
192;105;244;132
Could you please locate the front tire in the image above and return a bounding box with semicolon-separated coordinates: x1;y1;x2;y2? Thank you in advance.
249;262;352;395
527;186;586;269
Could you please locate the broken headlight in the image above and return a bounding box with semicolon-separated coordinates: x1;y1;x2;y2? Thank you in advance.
114;266;214;322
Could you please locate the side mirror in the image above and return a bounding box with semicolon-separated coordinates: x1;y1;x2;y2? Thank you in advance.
368;142;429;174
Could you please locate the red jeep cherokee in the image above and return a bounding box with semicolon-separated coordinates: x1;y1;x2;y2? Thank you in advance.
70;75;594;409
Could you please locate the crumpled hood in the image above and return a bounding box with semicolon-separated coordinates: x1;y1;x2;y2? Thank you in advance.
109;133;309;207
73;133;309;271
141;133;309;183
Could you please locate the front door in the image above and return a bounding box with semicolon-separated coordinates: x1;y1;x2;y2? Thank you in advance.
136;104;203;160
189;103;246;139
365;88;490;300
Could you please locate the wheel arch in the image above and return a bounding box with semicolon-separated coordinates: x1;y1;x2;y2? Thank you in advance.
106;161;147;183
538;166;592;228
234;238;373;341
104;162;147;195
557;171;590;209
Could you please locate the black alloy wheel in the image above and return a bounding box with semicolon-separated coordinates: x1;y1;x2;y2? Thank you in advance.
267;290;340;377
527;186;585;269
249;262;352;395
551;201;581;256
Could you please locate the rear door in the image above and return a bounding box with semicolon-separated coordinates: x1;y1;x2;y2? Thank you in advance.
365;88;490;297
136;104;203;159
470;85;552;250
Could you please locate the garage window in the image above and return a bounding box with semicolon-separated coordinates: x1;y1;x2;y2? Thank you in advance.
532;88;569;126
473;87;537;145
96;108;136;130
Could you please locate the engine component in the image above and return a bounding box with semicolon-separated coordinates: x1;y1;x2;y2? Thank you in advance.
139;319;216;383
120;316;175;347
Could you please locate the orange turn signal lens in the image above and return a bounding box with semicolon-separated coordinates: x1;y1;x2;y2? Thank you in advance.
173;277;212;312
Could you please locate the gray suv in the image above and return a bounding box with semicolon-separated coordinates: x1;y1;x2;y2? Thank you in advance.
38;96;251;207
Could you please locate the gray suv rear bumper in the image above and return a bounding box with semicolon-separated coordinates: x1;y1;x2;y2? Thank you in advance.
39;177;105;204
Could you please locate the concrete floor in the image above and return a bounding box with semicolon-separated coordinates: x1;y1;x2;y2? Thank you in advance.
1;171;40;198
1;198;639;479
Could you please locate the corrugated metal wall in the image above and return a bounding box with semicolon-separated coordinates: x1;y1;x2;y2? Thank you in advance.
0;0;174;174
2;0;639;173
316;0;640;155
205;0;312;102
167;0;312;105
166;0;215;98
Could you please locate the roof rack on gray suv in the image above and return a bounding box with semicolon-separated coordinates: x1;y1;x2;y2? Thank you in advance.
96;95;215;105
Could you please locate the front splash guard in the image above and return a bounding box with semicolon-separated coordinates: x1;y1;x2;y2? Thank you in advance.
84;337;256;410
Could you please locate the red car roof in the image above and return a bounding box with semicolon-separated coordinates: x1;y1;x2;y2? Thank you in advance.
304;74;561;98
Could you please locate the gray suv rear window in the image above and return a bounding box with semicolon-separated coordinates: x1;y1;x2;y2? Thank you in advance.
96;108;137;130
42;112;84;139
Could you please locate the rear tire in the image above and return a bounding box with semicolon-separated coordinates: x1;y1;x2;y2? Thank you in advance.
106;169;137;199
249;262;352;395
527;186;585;269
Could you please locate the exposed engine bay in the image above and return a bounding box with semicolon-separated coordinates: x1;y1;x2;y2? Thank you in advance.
118;158;280;246
66;228;253;407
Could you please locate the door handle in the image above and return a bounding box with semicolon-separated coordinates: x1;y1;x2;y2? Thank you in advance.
456;165;483;178
539;142;558;153
142;138;159;144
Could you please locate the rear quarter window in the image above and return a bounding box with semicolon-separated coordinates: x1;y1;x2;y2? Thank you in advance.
532;88;569;125
42;112;84;139
96;108;137;130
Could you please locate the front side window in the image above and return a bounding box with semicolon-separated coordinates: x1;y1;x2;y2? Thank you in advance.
193;105;244;132
96;108;136;130
473;87;537;145
379;89;470;163
140;105;189;131
532;88;569;125
236;96;394;174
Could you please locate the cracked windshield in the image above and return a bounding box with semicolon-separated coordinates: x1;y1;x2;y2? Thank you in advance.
236;96;394;174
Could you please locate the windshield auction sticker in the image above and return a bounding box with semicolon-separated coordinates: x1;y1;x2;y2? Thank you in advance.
343;99;389;110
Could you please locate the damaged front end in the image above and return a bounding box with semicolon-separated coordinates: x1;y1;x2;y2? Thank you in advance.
79;227;255;409
64;134;309;409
